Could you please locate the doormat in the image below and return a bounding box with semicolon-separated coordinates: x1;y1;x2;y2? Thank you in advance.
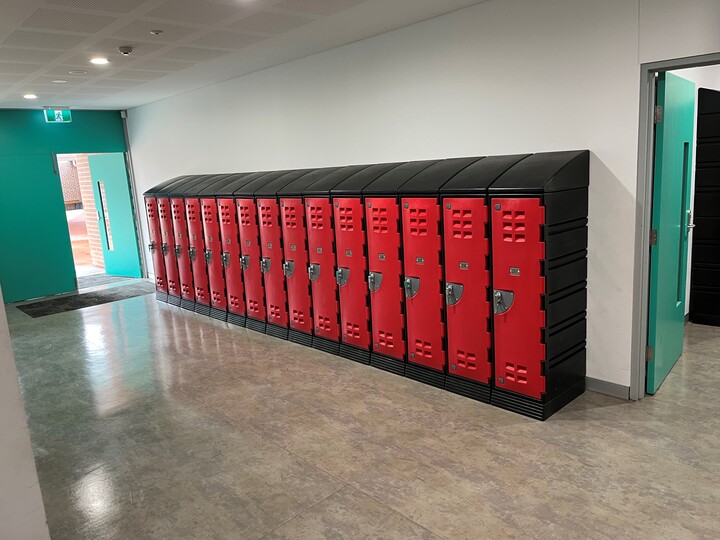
77;273;136;289
17;282;156;318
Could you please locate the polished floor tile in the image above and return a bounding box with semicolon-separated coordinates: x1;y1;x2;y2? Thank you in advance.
6;295;720;539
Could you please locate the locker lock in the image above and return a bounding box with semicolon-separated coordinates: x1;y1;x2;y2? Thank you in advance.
493;290;514;314
174;245;182;259
204;249;212;264
161;242;169;256
445;283;464;306
368;271;383;292
221;252;231;268
240;254;250;271
260;257;271;274
404;277;420;298
335;267;349;287
148;241;156;253
189;247;197;262
283;260;295;277
308;263;320;282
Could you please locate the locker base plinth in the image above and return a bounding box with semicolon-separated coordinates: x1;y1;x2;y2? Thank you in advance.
444;374;491;403
339;344;370;365
690;313;720;327
289;330;313;347
194;303;211;316
312;336;340;356
370;353;405;376
491;378;585;421
155;291;168;303
167;294;181;307
266;323;289;340
210;308;228;322
246;317;267;334
405;363;445;389
180;299;196;311
227;312;246;327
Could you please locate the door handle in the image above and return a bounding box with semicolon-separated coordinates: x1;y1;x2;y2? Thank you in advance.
493;290;514;314
687;210;696;229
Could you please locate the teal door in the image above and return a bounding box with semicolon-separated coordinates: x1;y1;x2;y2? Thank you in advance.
0;154;76;302
647;72;696;394
88;153;142;278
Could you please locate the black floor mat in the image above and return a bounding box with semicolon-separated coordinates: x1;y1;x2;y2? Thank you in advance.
77;274;136;289
17;282;156;318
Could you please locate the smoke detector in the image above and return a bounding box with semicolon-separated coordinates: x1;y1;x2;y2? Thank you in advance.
118;46;133;56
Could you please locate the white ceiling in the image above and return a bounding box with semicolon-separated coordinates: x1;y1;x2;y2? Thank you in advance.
0;0;486;109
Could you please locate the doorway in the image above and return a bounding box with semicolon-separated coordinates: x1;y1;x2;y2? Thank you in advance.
634;55;720;399
56;152;142;289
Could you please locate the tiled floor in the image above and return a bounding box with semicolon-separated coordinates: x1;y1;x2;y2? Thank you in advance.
7;296;720;539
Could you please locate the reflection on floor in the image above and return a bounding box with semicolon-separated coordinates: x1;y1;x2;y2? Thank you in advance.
6;299;720;539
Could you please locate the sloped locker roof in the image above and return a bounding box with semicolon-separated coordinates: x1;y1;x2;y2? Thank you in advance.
398;156;485;195
440;154;530;195
277;167;341;197
234;170;289;197
144;175;192;196
488;150;590;193
303;165;372;197
362;160;439;196
255;169;314;197
330;162;404;196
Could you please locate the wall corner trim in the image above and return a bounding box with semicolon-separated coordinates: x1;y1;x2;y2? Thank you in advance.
585;377;631;400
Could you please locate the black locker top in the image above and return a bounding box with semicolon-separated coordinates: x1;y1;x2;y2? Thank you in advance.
144;175;190;196
362;160;440;196
277;167;340;197
440;154;529;195
330;162;404;196
303;165;371;197
489;150;590;194
255;169;314;197
213;172;256;197
198;173;249;196
165;174;214;197
398;156;485;195
234;170;289;197
180;174;234;197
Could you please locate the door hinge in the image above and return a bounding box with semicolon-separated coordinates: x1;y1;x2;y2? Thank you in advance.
654;105;663;124
650;229;658;246
646;346;654;362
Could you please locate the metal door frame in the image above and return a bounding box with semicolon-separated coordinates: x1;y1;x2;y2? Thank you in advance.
632;52;720;400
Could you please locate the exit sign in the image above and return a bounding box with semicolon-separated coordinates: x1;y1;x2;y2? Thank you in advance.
44;109;72;123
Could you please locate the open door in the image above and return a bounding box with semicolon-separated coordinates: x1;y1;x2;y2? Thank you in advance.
647;72;695;394
88;153;142;278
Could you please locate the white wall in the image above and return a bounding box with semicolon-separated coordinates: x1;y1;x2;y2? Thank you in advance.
127;0;720;389
0;286;49;540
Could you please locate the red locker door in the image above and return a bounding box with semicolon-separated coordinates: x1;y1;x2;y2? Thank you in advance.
218;198;245;315
237;198;266;322
401;198;445;372
366;198;406;361
334;198;370;350
145;197;167;293
280;198;312;334
171;197;194;301
186;198;210;306
443;198;492;384
201;198;227;311
258;199;288;328
158;198;180;298
306;198;339;341
491;197;546;399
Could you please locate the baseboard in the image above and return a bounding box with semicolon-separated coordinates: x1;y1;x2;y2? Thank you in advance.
585;377;630;400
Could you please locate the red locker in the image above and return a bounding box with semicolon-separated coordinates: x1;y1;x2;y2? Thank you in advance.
218;198;245;324
170;197;194;307
443;198;492;385
491;197;546;399
237;198;266;329
258;198;288;336
366;198;406;365
201;198;227;319
280;198;313;341
157;197;180;301
145;197;167;295
333;198;370;357
306;197;340;347
401;198;446;378
185;198;210;311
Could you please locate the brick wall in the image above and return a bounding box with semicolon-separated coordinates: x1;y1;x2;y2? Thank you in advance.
58;161;81;208
76;155;104;269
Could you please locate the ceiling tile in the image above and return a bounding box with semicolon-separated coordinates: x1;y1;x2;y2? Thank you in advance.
189;32;266;50
229;11;312;34
0;48;65;64
21;8;117;34
146;0;242;25
85;39;164;57
0;74;23;84
130;57;195;72
88;77;144;88
1;31;86;50
46;0;147;14
30;75;91;84
60;86;123;95
105;69;167;80
45;65;96;77
113;20;200;43
0;62;43;74
159;47;228;62
275;0;367;16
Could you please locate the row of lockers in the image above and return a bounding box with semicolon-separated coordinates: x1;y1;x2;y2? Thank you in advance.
144;151;589;419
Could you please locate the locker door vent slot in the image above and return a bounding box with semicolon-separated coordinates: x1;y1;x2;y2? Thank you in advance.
370;207;389;233
413;339;432;358
451;209;473;239
309;206;324;229
317;316;331;331
260;205;273;228
378;331;394;348
269;304;282;321
239;205;252;226
283;206;298;228
338;206;355;231
455;350;477;370
408;207;428;237
229;295;242;309
248;299;261;314
502;210;527;242
504;362;528;384
345;323;360;338
292;310;305;325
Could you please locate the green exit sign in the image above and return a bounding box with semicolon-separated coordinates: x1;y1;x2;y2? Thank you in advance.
44;109;72;123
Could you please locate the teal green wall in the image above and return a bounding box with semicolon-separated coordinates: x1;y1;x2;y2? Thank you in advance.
0;109;127;303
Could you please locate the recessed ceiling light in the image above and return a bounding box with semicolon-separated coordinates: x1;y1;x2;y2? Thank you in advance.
150;29;163;36
68;70;87;75
23;93;37;99
90;57;109;65
52;79;68;84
